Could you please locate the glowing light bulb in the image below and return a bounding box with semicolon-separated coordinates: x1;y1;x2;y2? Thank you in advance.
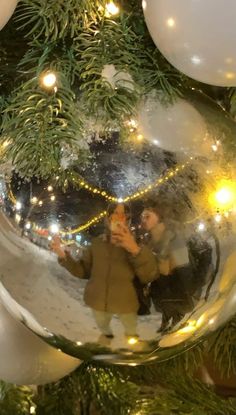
15;201;22;211
137;134;143;141
42;72;57;88
25;222;31;230
191;55;202;65
212;144;218;152
105;2;119;16
128;337;138;345
214;214;222;223
38;200;43;206
198;222;206;232
216;188;233;205
31;197;38;204
50;224;59;234
226;72;236;80
50;195;56;201
48;185;53;192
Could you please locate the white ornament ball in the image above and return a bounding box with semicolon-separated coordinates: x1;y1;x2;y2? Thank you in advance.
0;0;18;31
0;300;79;385
138;96;211;156
143;0;236;87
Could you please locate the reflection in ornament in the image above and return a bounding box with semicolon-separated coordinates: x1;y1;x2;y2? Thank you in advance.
2;90;236;364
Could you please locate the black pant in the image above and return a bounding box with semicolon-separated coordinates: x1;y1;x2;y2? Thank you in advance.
150;266;195;326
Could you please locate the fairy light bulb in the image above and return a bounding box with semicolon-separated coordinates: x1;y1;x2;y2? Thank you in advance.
215;187;233;205
31;196;38;204
42;72;57;88
105;2;119;16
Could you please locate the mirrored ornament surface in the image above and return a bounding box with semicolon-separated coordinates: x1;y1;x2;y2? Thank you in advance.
1;90;236;366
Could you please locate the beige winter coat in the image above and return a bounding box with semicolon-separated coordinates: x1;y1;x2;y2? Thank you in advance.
59;236;158;313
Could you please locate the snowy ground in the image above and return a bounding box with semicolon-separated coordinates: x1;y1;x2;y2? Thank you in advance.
0;211;234;352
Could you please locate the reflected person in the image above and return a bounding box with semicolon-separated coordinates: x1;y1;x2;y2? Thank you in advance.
141;202;194;332
51;203;157;339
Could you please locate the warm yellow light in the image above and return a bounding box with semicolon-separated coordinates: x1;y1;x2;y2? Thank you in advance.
15;213;21;223
215;187;234;206
42;72;57;88
137;134;144;141
166;17;176;28
105;2;120;16
226;72;236;80
212;144;218;152
214;214;222;223
127;337;138;345
48;185;53;192
178;321;196;334
51;195;56;201
31;197;38;204
38;200;43;206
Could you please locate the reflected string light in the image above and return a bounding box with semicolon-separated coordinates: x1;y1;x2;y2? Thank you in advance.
166;17;176;28
8;161;190;236
50;224;59;234
15;201;22;211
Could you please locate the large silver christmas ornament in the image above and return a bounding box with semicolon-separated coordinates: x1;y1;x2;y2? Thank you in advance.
1;90;236;368
143;0;236;87
0;0;18;31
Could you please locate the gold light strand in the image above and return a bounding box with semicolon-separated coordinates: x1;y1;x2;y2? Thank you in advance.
71;177;116;202
122;162;189;203
60;210;107;236
8;162;189;236
60;162;189;235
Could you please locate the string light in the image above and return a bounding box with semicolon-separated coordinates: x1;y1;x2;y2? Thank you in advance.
31;197;38;205
8;161;190;236
50;224;59;234
41;72;57;88
127;337;138;345
215;187;234;206
198;222;206;232
47;185;53;192
60;211;107;236
15;201;22;211
105;2;120;17
25;222;31;230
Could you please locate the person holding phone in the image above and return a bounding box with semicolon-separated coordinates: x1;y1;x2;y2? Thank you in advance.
51;203;158;339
